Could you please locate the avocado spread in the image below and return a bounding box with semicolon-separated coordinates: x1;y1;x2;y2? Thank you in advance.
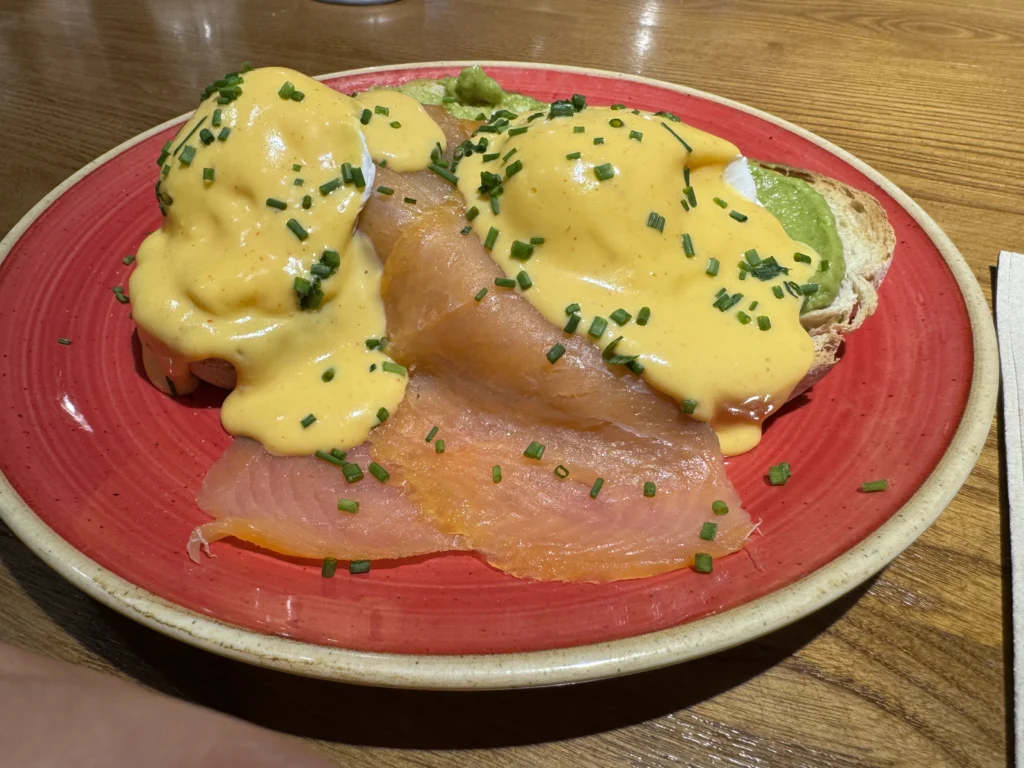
392;65;547;120
394;66;846;312
750;163;845;312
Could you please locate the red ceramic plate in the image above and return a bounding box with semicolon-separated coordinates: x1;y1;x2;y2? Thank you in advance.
0;63;997;689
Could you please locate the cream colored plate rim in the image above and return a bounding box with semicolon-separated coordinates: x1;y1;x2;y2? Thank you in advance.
0;61;998;690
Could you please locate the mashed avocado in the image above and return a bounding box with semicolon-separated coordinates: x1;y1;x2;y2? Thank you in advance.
392;65;547;120
750;163;845;312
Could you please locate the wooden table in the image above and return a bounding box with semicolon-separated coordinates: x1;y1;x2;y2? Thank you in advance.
0;0;1014;765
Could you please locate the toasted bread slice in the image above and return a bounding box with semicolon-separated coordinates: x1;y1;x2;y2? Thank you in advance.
756;164;896;398
189;166;896;403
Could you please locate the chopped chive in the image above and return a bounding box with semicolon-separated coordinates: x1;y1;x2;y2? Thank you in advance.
360;108;372;125
508;126;528;136
217;127;231;141
749;300;759;310
122;255;136;265
530;236;545;245
744;249;761;266
800;283;820;295
712;500;729;516
565;302;581;315
683;167;691;186
593;137;605;145
629;130;643;141
376;407;390;423
483;227;499;250
288;90;305;102
737;311;752;325
794;252;812;264
565;151;582;160
564;313;581;333
610;103;626;110
643;481;656;497
685;186;697;208
682;233;695;257
320;249;341;268
610;308;632;325
489;196;500;215
861;479;889;493
314;449;346;468
682;399;698;415
474;287;488;301
376;186;395;196
609;118;624;128
425;426;439;442
573;126;586;135
300;413;317;428
646;212;665;232
349;560;371;575
112;285;130;304
492;465;502;483
510;240;534;260
322;367;335;382
757;315;772;331
435;439;446;454
729;210;749;222
495;277;517;288
546;343;566;364
588;316;608;338
202;167;214;182
404;197;417;204
350;167;366;188
589;478;604;498
278;81;295;99
389;120;401;129
594;162;615;181
338;498;360;514
482;152;500;162
374;105;390;116
322;558;338;578
713;197;728;209
505;159;523;177
428;163;459;184
382;361;407;376
772;285;785;299
660;121;693;151
636;306;651;326
318;178;342;196
57;337;72;345
706;258;720;277
266;197;287;210
767;462;791;486
199;128;215;145
694;553;713;574
554;465;570;479
341;163;353;183
680;199;690;212
286;218;309;240
528;111;545;121
342;462;364;483
516;271;532;290
820;259;830;272
466;206;480;221
368;462;390;483
699;522;718;541
178;145;196;166
523;441;545;460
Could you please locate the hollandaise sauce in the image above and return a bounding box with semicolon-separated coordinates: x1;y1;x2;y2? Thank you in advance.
456;101;822;454
131;67;442;455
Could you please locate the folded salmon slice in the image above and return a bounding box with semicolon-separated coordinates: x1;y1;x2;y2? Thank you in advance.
188;438;467;562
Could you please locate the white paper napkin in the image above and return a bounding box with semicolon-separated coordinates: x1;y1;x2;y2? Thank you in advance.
997;250;1024;765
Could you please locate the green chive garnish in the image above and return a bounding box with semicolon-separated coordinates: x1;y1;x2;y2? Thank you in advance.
757;315;771;331
694;553;713;573
699;522;718;541
530;236;545;245
706;258;720;277
286;218;308;240
122;255;136;265
368;462;390;483
767;462;791;486
646;212;665;232
554;465;570;479
510;240;534;260
594;163;615;181
737;311;752;325
57;337;72;345
322;367;335;382
404;197;417;204
425;426;439;442
300;413;316;428
588;316;608;338
643;481;656;497
374;105;390;116
375;186;394;196
492;465;502;483
861;479;889;493
682;399;698;415
389;120;401;129
342;462;364;483
629;130;643;141
495;277;516;288
376;407;389;423
360;108;372;125
466;206;480;221
278;81;295;99
820;259;830;272
794;252;812;264
593;137;605;145
199;128;215;145
318;178;342;196
482;153;500;162
565;302;581;315
112;285;129;304
322;558;338;578
682;233;695;257
565;151;582;160
564;314;581;333
589;478;604;498
266;198;287;210
202;167;214;182
338;498;360;514
350;167;366;188
546;343;566;364
574;126;585;134
516;271;532;290
382;361;407;376
428;163;459;184
713;197;728;209
474;287;488;301
636;307;651;326
483;227;499;250
729;210;748;222
610;308;632;325
349;560;371;575
660;122;693;151
712;500;729;516
217;127;231;141
435;439;446;454
523;441;545;460
178;145;196;166
609;118;624;128
508;126;528;136
314;450;346;468
505;159;523;177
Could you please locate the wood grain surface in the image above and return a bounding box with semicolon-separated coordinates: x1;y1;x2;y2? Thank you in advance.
0;0;1017;765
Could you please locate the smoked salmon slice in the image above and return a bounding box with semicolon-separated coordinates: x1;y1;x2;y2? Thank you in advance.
188;438;467;563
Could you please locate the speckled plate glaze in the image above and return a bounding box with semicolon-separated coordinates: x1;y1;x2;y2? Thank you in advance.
0;62;997;689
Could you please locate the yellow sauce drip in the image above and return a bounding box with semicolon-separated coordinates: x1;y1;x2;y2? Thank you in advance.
355;90;447;172
130;67;406;454
456;108;820;455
